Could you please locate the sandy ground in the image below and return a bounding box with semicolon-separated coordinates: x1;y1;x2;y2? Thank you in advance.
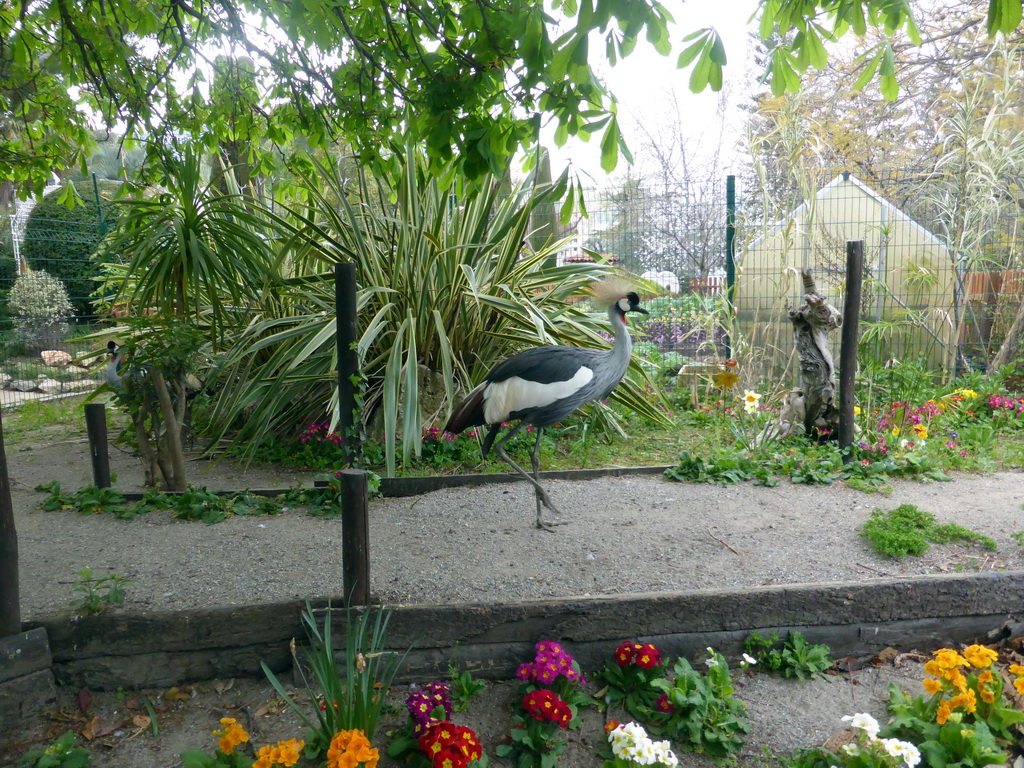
3;426;1024;766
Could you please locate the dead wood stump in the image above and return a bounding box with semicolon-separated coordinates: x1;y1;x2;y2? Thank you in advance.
788;269;843;437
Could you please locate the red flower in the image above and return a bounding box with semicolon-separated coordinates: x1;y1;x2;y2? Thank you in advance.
604;720;620;733
656;693;675;713
614;641;635;667
522;689;570;724
432;744;469;768
634;643;661;669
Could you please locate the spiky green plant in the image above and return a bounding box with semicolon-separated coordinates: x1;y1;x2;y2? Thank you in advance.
209;152;664;475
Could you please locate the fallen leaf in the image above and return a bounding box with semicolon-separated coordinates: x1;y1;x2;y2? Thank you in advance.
164;686;192;702
870;647;899;666
82;716;100;741
214;679;235;694
132;715;151;729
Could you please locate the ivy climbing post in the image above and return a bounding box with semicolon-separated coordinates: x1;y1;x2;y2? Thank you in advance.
335;262;362;468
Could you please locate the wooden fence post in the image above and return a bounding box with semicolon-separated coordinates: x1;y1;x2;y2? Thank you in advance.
335;263;362;468
84;403;111;488
338;469;370;606
0;409;20;637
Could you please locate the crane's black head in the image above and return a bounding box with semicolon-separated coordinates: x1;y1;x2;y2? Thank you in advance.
107;341;119;359
615;292;649;322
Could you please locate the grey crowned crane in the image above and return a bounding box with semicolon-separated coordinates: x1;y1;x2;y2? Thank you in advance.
444;279;648;529
105;341;131;390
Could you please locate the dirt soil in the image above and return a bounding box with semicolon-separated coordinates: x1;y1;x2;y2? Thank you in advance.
4;423;1024;767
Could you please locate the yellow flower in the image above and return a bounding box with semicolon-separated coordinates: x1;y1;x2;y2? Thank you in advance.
980;687;995;704
742;390;761;413
932;648;969;670
213;718;249;755
1015;678;1024;696
911;423;928;440
1008;664;1024;676
949;689;977;714
977;669;994;683
948;669;968;693
891;426;901;437
936;700;953;724
962;644;998;668
959;389;979;399
922;678;943;695
712;370;739;390
853;405;862;415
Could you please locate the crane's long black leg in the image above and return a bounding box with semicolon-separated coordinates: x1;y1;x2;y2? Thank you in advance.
531;428;564;529
493;422;562;527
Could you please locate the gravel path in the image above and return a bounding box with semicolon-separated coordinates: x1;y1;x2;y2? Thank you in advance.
11;436;1024;619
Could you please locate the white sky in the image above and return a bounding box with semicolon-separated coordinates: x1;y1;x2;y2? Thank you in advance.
541;3;758;183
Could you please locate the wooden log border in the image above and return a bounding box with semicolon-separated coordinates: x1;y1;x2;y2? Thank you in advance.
118;465;675;501
21;570;1024;691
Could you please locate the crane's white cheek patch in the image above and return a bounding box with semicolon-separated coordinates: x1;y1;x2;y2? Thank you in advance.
483;367;594;424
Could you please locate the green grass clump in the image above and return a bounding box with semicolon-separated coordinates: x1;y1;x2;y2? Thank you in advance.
861;503;997;558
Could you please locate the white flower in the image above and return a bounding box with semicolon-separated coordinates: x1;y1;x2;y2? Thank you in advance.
704;656;719;668
880;738;904;757
608;722;677;768
842;712;880;741
742;653;757;666
901;742;921;768
840;743;860;756
742;390;761;413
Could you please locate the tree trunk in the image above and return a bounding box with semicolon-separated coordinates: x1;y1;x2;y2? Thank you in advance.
789;269;843;438
151;370;187;492
988;294;1024;372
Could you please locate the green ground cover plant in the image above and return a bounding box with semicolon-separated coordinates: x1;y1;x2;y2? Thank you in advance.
860;504;997;559
743;631;835;680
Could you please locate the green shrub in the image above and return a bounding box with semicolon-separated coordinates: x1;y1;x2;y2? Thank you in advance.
7;269;75;351
21;179;124;317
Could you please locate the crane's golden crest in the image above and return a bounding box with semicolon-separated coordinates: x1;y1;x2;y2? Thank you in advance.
588;277;638;307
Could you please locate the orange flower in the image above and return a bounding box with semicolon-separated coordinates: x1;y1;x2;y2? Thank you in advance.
213;718;249;755
980;688;995;704
254;739;305;768
922;678;943;695
962;644;998;668
604;720;620;733
977;669;994;684
1009;664;1024;676
936;701;953;724
1014;678;1024;696
327;729;378;768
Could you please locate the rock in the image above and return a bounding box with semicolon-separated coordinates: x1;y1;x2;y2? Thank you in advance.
41;350;72;367
9;380;38;392
0;374;10;387
63;379;103;393
36;378;62;395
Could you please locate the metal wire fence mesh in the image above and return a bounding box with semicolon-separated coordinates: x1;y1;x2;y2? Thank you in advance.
2;167;1023;406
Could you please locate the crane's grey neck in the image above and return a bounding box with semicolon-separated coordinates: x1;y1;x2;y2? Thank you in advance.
606;303;633;379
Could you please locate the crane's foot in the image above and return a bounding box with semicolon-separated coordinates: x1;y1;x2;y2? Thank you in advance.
535;491;567;530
